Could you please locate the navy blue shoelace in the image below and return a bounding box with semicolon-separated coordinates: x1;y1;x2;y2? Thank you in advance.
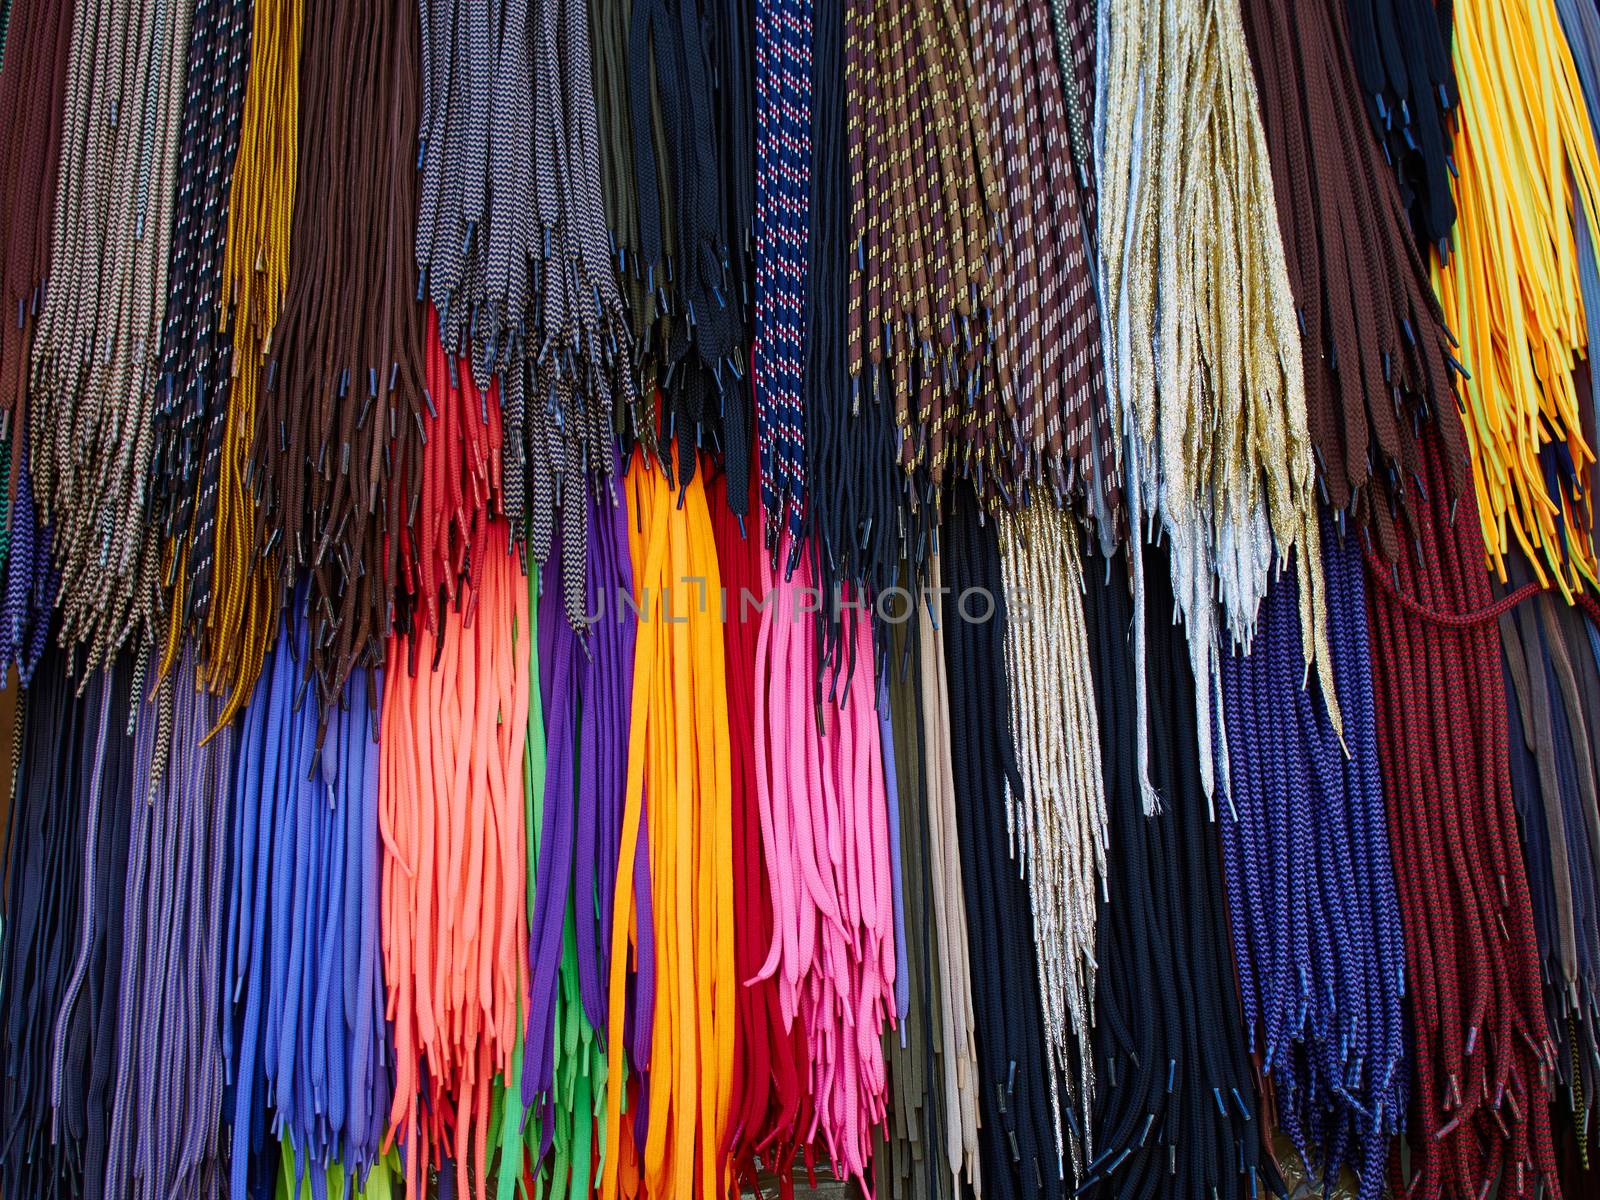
1218;519;1407;1199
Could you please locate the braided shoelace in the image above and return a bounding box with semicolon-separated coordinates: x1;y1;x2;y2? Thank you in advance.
1218;520;1407;1200
415;0;636;635
224;594;390;1194
30;0;193;678
1344;0;1457;250
150;0;253;685
196;0;302;731
104;648;234;1200
1364;431;1560;1199
256;0;424;717
1434;0;1600;598
941;485;1069;1200
1098;0;1336;806
753;0;811;550
1242;0;1470;563
994;503;1106;1178
1081;544;1275;1200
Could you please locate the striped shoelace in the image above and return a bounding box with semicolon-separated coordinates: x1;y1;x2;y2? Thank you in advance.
29;0;193;678
1081;543;1275;1199
151;0;253;688
415;0;636;635
753;0;811;551
224;594;389;1194
1098;0;1336;806
256;0;425;717
1218;519;1407;1200
1364;430;1559;1198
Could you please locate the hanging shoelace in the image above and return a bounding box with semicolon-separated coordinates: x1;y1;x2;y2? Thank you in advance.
415;0;636;633
1434;0;1600;597
874;605;955;1200
1080;545;1276;1200
29;0;193;677
1344;0;1457;250
1098;0;1335;803
103;648;235;1200
940;485;1069;1200
224;595;390;1195
0;0;71;670
600;454;734;1200
748;527;896;1185
609;1;751;508
1498;554;1600;1164
150;0;254;691
192;0;302;730
967;0;1119;537
521;462;634;1189
845;0;1010;534
1364;431;1559;1199
994;504;1107;1177
379;531;530;1198
1555;0;1600;498
710;457;815;1193
257;0;425;713
911;546;983;1194
0;649;136;1200
1218;519;1407;1200
1241;0;1470;562
753;0;811;549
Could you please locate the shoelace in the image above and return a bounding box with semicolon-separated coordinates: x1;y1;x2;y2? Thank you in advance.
224;593;390;1197
103;647;234;1200
1081;544;1275;1200
1344;0;1458;249
379;529;530;1200
994;503;1107;1178
709;452;814;1195
1098;0;1336;807
1434;0;1600;598
940;485;1067;1200
611;1;750;509
0;648;136;1200
257;0;425;718
967;0;1119;536
753;0;811;550
1363;429;1560;1199
747;526;896;1185
150;0;253;686
29;0;192;678
195;0;302;732
600;452;734;1200
1218;518;1407;1200
1498;553;1600;1164
1244;0;1470;577
415;0;637;636
874;604;955;1200
521;457;634;1188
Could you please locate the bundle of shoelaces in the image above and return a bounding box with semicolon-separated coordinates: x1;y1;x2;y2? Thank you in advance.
11;1;1600;1199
